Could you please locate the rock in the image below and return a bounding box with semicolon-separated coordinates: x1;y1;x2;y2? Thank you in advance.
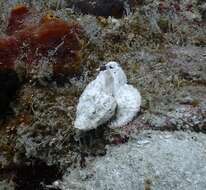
0;180;14;190
0;69;20;116
158;17;170;33
198;2;206;20
183;11;201;22
73;0;126;18
62;131;206;190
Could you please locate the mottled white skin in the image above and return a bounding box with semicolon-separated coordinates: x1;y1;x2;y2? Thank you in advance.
74;61;142;131
105;61;127;95
104;62;141;128
109;84;141;128
74;70;117;131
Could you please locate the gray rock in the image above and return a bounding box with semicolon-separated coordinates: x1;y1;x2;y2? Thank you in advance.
0;180;14;190
62;131;206;190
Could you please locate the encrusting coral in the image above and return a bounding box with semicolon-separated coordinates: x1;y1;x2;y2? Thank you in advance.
6;5;31;35
1;5;83;78
0;36;19;70
0;5;84;114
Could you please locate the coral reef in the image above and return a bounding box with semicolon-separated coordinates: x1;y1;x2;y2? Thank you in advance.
2;5;84;79
0;5;84;114
0;0;205;189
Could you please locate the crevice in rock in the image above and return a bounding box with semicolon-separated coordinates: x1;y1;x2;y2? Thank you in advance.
1;159;63;190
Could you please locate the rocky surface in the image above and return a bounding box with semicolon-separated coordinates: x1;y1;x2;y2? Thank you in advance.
0;0;205;189
62;130;206;190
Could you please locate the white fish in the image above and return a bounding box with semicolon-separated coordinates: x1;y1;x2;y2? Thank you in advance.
74;61;141;131
74;70;117;131
103;62;141;127
109;84;141;128
104;61;127;94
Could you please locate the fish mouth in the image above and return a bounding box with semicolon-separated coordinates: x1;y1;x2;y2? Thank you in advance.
74;118;96;131
99;65;107;71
